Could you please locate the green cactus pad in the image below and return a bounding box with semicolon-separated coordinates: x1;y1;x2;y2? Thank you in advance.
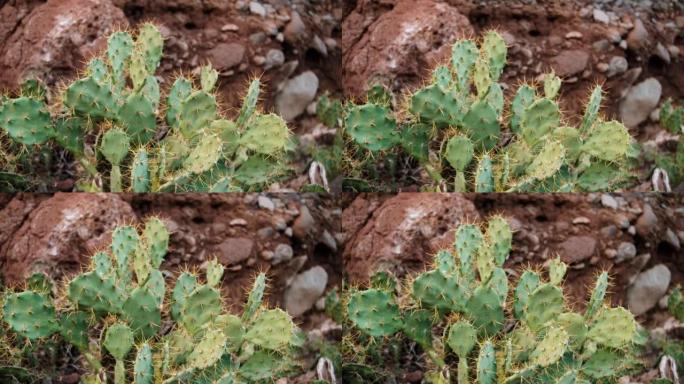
64;77;119;119
68;271;124;314
107;31;134;83
400;123;432;163
240;113;290;154
104;323;134;360
134;343;154;384
510;85;535;134
586;307;635;348
486;216;512;266
242;273;266;323
137;23;164;74
92;252;114;279
466;285;504;336
54;117;86;156
171;272;198;321
580;86;602;133
409;84;462;127
143;269;166;306
3;291;58;339
205;259;224;287
581;121;630;162
216;314;244;351
530;326;569;367
142;217;169;269
26;272;52;294
347;289;402;337
461;101;500;151
477;340;497;384
473;57;492;99
481;31;507;82
586;273;609;321
239;350;283;381
513;270;540;320
131;148;150;192
446;320;477;358
100;128;130;166
112;226;140;286
525;283;564;332
237;79;261;128
0;97;54;145
166;77;192;129
520;99;560;147
122;287;161;339
345;104;399;152
187;328;226;369
486;267;509;304
548;258;568;286
455;224;484;283
181;285;222;335
86;58;108;83
445;135;474;172
544;73;562;100
182;134;222;175
556;312;587;350
451;39;479;92
201;65;219;93
244;308;295;350
402;309;433;347
118;93;156;145
526;140;565;181
178;91;217;139
412;269;467;312
475;154;495;192
59;312;90;353
434;250;456;277
582;349;620;379
20;78;47;100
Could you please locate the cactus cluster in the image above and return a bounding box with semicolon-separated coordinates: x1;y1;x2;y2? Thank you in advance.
0;23;291;192
337;31;635;192
1;217;300;383
339;217;638;383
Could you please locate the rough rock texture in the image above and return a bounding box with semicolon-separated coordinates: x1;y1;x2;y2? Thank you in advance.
342;0;474;98
619;77;662;128
276;70;320;121
557;235;597;264
284;266;328;317
627;264;671;316
0;193;136;284
551;50;590;77
342;193;480;283
0;0;128;89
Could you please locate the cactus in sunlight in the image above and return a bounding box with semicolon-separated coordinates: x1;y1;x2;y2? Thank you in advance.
342;217;638;383
0;23;292;192
1;217;300;383
339;31;635;192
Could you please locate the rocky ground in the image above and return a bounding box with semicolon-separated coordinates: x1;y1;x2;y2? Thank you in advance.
343;0;684;189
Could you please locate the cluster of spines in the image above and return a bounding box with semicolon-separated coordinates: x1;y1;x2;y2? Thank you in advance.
1;218;298;383
343;217;638;383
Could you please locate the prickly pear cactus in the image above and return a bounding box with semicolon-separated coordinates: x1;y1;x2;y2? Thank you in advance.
342;217;638;383
338;31;635;192
1;218;301;383
0;23;292;193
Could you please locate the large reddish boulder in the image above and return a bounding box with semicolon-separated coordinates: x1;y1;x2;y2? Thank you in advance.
342;193;480;283
0;0;128;89
0;193;136;284
342;0;474;98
